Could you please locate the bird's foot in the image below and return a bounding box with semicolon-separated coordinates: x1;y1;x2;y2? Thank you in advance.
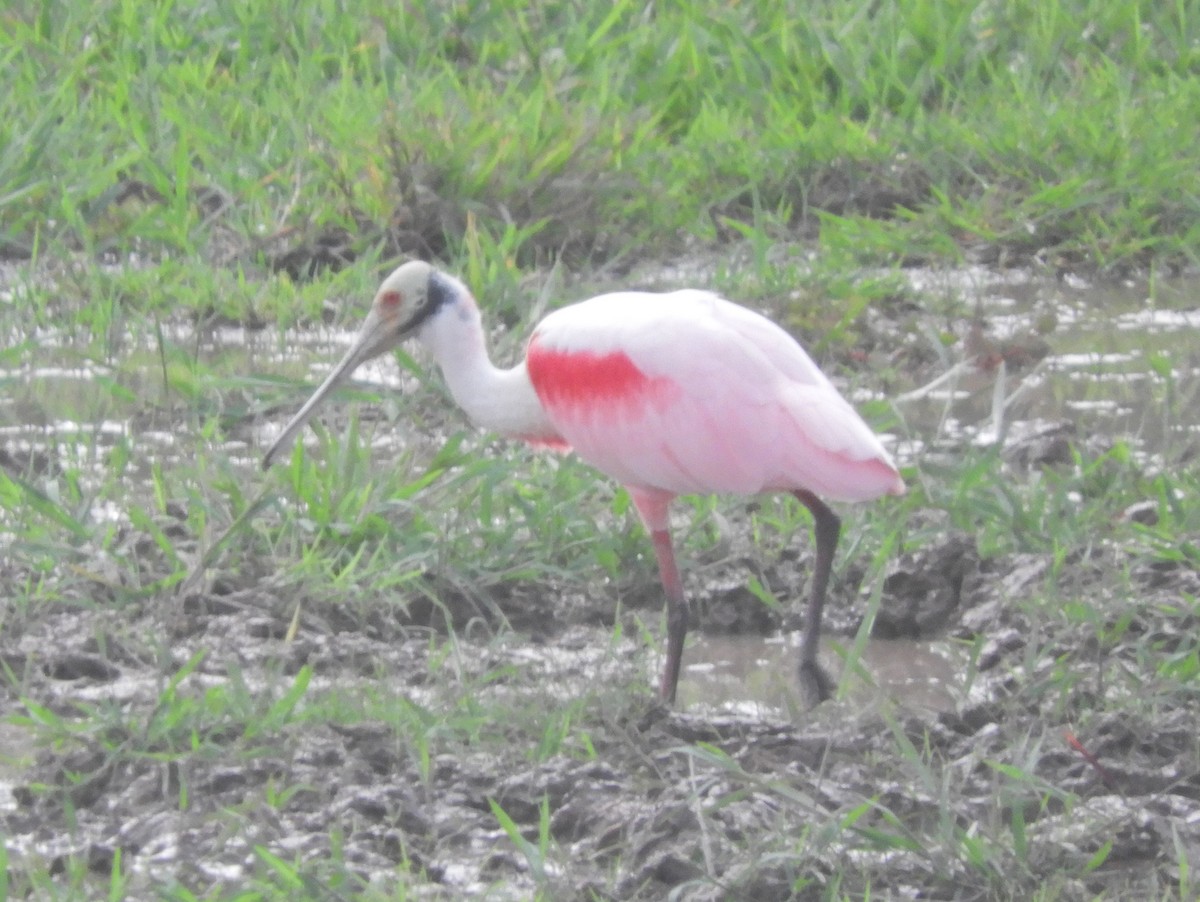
635;699;674;731
796;659;833;709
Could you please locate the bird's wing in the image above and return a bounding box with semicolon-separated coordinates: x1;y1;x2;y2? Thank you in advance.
527;290;902;502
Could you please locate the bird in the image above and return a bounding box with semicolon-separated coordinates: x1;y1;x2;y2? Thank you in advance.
263;260;905;705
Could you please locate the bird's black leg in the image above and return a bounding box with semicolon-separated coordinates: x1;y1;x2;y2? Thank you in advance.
793;490;840;706
648;527;688;704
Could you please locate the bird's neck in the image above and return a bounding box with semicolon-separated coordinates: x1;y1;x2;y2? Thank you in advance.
419;299;559;442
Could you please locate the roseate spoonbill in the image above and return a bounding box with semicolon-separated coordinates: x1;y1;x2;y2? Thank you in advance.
263;261;904;704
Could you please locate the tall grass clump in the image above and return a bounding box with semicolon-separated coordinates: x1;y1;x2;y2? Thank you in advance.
2;0;1198;279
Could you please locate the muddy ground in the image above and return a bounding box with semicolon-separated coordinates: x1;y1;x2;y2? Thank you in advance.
4;472;1199;899
3;265;1200;899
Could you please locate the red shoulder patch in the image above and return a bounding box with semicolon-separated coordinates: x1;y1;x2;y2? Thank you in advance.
526;340;679;416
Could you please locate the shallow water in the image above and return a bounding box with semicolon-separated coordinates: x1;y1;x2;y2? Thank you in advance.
677;633;966;719
895;266;1200;458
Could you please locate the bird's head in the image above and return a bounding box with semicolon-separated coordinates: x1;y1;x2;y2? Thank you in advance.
358;259;444;354
261;260;464;468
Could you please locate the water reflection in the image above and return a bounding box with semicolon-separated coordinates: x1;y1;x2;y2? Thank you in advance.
677;632;967;719
894;268;1200;458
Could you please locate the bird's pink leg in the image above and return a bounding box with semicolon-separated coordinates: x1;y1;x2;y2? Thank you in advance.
793;489;841;705
629;489;687;703
648;528;687;703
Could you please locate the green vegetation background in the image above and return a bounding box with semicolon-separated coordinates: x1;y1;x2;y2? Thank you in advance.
4;0;1199;302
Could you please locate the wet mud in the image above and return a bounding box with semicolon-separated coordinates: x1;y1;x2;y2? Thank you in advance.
4;530;1198;898
3;263;1200;898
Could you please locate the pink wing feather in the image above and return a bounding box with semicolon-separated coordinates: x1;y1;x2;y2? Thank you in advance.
526;290;903;503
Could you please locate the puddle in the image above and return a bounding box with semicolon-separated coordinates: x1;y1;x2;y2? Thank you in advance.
677;633;966;719
0;317;424;537
895;267;1200;457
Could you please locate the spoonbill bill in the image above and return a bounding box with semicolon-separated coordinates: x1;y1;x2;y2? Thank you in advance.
263;261;904;704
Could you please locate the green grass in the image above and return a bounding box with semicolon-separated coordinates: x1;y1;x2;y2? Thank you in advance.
4;0;1200;281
